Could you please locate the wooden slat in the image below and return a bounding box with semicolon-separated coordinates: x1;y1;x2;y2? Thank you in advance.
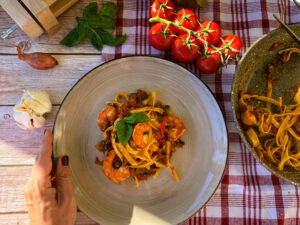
0;106;58;166
42;0;58;7
0;167;31;213
0;55;101;105
0;167;99;224
0;212;98;225
22;0;60;35
0;0;103;54
51;0;80;17
0;0;44;39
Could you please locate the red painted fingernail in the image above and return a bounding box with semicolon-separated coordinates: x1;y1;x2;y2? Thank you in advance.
62;155;69;166
51;175;56;187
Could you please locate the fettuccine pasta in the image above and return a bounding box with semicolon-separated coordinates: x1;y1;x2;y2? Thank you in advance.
95;90;186;187
239;48;300;171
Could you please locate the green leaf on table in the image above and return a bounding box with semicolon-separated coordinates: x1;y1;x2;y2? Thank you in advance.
60;1;126;50
87;15;115;29
87;28;103;50
123;113;151;124
83;2;98;18
99;2;118;19
116;120;133;145
60;17;86;47
98;29;127;46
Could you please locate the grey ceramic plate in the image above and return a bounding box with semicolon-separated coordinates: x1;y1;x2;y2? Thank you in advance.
53;56;228;225
232;24;300;185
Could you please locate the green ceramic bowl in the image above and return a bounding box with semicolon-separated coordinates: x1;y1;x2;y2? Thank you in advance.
232;24;300;185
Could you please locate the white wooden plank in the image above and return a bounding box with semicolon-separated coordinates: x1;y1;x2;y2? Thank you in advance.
0;106;58;166
0;55;102;105
0;167;31;213
0;167;99;224
0;212;99;225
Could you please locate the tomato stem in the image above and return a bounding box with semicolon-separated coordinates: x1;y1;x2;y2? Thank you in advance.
149;16;223;53
149;8;240;66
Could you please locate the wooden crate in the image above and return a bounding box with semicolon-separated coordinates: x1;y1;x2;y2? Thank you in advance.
0;0;79;39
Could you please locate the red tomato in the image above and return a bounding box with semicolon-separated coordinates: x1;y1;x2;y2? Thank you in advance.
196;47;221;74
197;21;221;46
149;23;176;50
172;9;199;35
217;35;243;56
150;0;176;20
172;34;200;63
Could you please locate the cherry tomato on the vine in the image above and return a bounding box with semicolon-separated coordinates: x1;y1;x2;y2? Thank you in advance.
150;0;176;21
196;47;222;74
172;9;199;35
149;23;176;50
171;34;200;63
217;35;243;56
197;21;221;46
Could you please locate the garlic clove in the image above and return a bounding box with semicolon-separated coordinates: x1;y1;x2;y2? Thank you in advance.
13;110;34;130
22;90;52;115
32;114;46;129
13;90;52;130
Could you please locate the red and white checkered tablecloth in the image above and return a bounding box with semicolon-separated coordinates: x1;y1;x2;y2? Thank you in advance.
101;0;300;224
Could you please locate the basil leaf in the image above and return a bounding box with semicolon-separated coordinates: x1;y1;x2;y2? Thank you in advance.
86;15;115;29
60;18;85;47
99;2;118;19
124;113;151;124
87;28;103;50
98;29;127;46
83;2;98;18
116;120;133;145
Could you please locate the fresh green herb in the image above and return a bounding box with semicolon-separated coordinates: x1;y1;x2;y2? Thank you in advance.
99;2;118;19
115;120;133;145
60;17;85;47
98;28;127;46
123;113;151;124
115;113;151;145
87;28;103;50
60;2;126;50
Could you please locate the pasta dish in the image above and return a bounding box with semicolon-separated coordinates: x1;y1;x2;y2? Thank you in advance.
239;48;300;171
95;90;186;187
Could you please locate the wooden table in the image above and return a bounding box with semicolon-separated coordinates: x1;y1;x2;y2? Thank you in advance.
0;0;102;224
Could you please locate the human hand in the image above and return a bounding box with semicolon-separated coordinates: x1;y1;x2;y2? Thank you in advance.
24;129;77;225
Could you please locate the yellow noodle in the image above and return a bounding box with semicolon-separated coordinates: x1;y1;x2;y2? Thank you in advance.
117;143;137;166
103;125;113;141
130;106;164;114
152;168;161;178
134;176;140;188
106;101;121;106
246;128;260;148
115;92;128;102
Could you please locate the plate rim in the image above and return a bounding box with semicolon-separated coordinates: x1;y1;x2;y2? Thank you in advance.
53;55;229;224
231;24;300;186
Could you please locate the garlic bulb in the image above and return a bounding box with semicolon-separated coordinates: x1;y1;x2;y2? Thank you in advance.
13;90;52;130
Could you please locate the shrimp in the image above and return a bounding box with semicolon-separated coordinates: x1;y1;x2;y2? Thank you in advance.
97;106;117;131
132;122;152;148
103;150;130;183
164;115;186;141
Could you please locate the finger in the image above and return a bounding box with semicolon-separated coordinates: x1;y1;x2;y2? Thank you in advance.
56;155;75;207
32;129;53;187
35;129;53;174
